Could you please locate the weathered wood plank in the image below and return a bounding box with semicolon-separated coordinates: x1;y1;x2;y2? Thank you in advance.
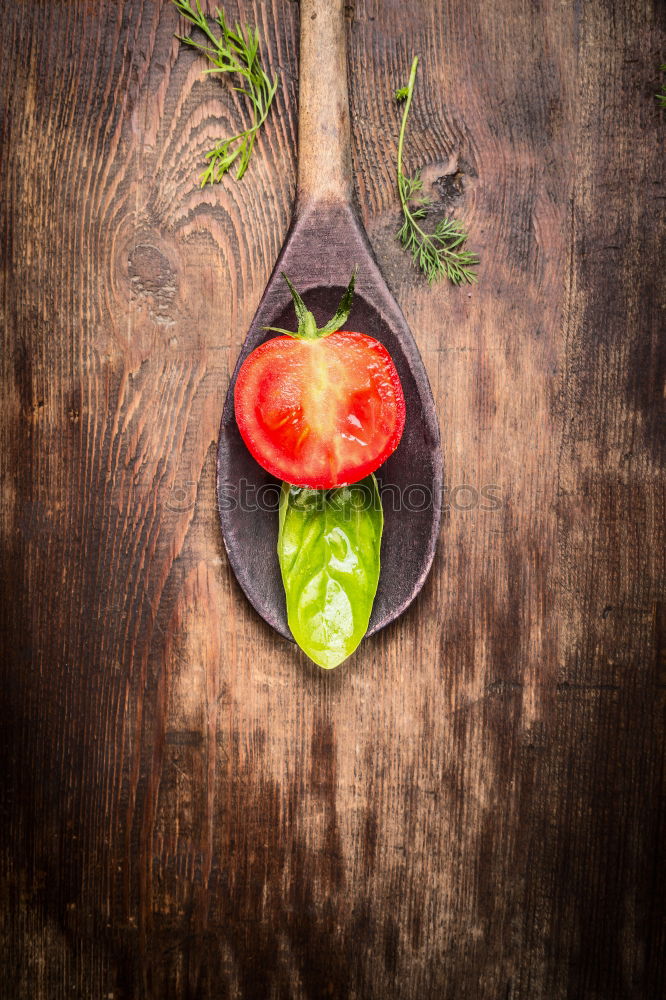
1;1;664;998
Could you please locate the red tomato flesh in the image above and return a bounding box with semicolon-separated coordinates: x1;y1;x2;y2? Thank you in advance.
234;331;406;488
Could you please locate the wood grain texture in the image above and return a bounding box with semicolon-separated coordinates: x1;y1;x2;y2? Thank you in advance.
1;1;664;998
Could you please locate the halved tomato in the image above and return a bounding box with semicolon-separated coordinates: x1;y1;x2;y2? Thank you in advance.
234;330;405;488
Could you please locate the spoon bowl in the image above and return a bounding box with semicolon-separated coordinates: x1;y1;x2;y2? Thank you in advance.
217;200;442;640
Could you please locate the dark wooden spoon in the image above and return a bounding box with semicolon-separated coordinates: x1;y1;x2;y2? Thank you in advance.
217;0;442;641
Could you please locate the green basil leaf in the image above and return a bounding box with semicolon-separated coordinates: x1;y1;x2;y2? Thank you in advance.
277;475;383;669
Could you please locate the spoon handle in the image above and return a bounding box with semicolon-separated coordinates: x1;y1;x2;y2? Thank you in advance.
297;0;353;208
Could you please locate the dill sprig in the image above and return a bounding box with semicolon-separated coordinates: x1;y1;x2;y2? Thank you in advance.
395;56;478;285
657;64;666;109
172;0;278;185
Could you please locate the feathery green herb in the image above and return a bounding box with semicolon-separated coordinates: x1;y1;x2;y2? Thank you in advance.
395;56;478;285
657;64;666;108
172;0;278;184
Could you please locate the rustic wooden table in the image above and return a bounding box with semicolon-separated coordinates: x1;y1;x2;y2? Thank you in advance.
1;1;665;998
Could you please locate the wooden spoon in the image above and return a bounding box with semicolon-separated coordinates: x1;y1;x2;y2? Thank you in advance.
217;0;442;642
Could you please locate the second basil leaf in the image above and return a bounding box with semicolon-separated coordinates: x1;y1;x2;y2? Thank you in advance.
278;475;383;669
